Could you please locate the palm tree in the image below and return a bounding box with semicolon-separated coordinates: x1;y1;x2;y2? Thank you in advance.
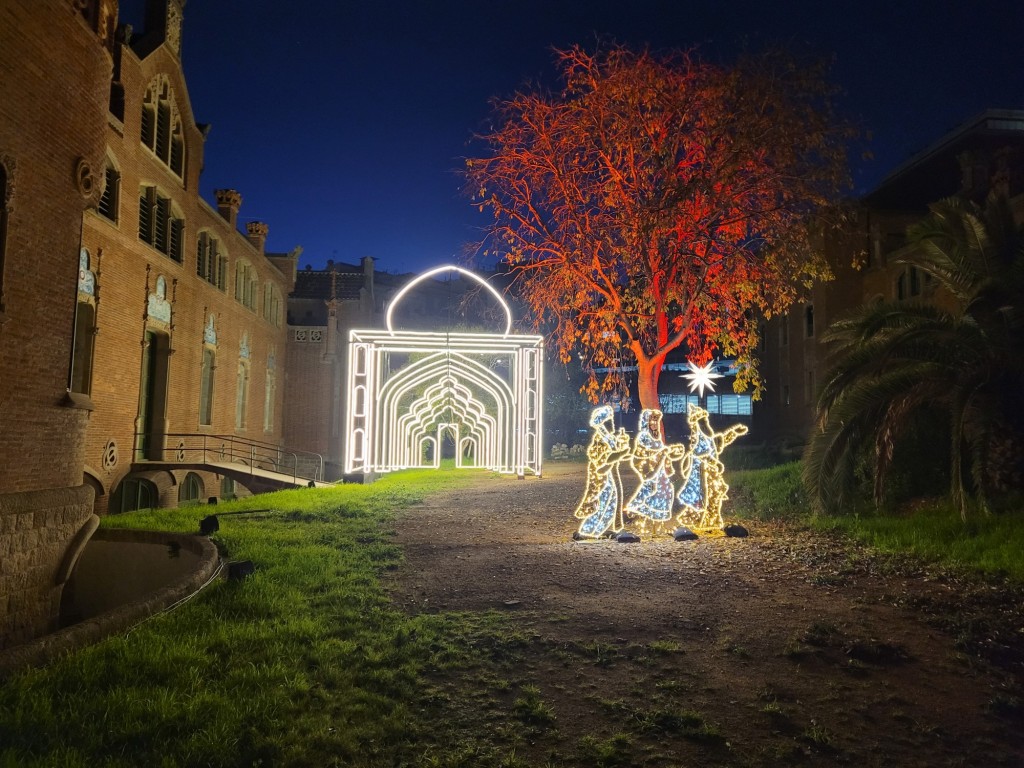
803;193;1024;519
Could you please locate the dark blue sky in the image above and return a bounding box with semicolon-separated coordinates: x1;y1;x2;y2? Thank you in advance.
121;1;1023;275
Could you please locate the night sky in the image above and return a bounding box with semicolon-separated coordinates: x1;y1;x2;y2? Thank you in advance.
118;1;1023;275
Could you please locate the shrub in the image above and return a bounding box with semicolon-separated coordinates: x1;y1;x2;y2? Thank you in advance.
727;461;807;521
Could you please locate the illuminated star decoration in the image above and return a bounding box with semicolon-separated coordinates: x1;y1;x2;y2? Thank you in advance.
682;360;723;398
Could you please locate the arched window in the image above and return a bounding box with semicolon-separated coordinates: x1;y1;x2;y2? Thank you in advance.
139;186;183;262
197;231;227;289
141;77;184;177
234;260;258;310
178;472;204;505
112;477;157;513
263;282;282;326
896;266;925;301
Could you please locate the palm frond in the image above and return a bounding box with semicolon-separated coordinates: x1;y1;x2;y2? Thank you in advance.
804;368;943;514
809;192;1024;516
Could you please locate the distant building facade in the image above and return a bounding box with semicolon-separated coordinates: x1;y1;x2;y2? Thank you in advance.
284;259;379;479
283;260;501;478
756;110;1024;445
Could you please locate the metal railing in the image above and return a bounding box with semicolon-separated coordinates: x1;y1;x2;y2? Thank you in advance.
135;432;325;486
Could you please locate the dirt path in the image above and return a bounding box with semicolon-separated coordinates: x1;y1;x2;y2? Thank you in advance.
389;463;1024;767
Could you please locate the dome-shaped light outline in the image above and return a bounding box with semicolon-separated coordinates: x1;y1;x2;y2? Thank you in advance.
385;265;513;337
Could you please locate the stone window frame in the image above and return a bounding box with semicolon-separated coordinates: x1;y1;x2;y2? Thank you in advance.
140;76;185;178
199;347;216;427
196;230;227;290
70;248;98;397
263;365;276;433
235;359;250;430
138;184;184;263
70;299;97;394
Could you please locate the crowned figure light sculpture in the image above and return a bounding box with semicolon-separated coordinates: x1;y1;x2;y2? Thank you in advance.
344;266;543;478
675;403;748;530
573;364;748;540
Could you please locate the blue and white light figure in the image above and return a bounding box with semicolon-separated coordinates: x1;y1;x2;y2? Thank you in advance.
675;434;709;508
574;406;631;538
624;409;687;528
572;400;749;539
676;403;748;530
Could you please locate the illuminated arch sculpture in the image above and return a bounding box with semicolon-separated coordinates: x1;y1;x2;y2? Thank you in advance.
344;266;544;477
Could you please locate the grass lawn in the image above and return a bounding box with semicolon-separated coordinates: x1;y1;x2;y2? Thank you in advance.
1;462;1020;767
0;469;516;767
728;461;1024;582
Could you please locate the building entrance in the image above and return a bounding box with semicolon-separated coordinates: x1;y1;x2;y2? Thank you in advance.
137;331;170;460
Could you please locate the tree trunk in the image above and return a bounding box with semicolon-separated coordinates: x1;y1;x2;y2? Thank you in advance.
635;353;666;413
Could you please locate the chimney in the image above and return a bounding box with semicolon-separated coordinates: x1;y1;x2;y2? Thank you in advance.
246;221;268;255
214;189;242;229
361;256;375;315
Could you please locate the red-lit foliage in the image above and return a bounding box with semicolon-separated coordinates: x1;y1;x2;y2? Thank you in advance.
466;45;852;409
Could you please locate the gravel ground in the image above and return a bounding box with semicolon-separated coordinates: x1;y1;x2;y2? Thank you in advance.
388;462;1024;767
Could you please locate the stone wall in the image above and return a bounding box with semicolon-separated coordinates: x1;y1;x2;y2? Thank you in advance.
0;526;220;674
0;484;95;651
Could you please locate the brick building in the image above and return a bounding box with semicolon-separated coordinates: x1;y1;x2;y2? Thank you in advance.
78;0;297;514
283;260;499;478
0;0;115;649
0;0;297;650
756;110;1024;445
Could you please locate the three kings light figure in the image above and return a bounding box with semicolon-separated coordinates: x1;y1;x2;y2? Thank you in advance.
574;403;748;539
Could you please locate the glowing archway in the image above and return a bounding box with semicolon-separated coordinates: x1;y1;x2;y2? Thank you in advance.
345;266;543;477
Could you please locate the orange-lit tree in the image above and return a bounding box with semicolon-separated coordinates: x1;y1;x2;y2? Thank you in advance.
466;45;853;410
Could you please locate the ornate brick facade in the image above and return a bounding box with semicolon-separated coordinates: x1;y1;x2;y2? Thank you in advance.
0;0;298;649
0;0;113;648
77;0;298;515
